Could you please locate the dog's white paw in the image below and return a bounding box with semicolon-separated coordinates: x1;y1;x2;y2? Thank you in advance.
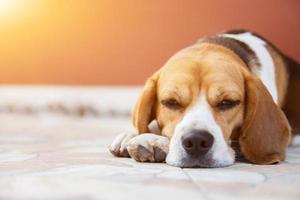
127;133;169;162
109;132;136;157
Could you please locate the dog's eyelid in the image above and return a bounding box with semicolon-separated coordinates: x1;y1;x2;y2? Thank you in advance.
215;90;242;102
217;99;241;111
160;92;184;105
160;87;191;105
161;98;182;110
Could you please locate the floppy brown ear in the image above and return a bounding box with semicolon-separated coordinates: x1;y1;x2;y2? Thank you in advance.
132;71;160;134
239;72;291;164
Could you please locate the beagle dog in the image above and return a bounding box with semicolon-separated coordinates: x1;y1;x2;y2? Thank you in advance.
109;30;300;168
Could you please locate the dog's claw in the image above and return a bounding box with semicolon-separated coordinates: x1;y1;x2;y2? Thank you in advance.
127;134;169;162
109;132;136;157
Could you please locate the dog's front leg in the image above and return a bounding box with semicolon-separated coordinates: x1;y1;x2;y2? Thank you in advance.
109;133;169;162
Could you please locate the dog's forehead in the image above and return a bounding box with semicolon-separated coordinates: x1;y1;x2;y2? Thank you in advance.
161;59;202;77
158;58;209;89
158;60;200;97
158;58;244;96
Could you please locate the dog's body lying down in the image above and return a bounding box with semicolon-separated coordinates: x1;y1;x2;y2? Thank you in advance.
109;29;300;168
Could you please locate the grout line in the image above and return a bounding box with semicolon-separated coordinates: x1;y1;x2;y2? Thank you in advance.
182;169;213;200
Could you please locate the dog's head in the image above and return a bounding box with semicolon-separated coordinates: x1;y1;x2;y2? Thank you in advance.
133;43;291;168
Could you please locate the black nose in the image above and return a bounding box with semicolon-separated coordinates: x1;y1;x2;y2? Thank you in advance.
181;130;214;156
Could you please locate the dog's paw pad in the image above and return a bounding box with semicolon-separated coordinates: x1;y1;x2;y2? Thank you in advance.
127;133;169;162
109;132;136;157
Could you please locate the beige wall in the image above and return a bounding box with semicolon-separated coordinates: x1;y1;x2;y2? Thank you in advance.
0;0;299;85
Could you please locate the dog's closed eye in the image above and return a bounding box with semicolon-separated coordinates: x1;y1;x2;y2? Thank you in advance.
217;99;240;111
161;99;182;110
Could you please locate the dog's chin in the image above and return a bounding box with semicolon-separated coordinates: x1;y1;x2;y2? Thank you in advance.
166;151;235;168
166;157;234;168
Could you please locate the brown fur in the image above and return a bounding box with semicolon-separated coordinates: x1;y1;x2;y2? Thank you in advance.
239;68;290;164
283;57;300;134
132;70;160;133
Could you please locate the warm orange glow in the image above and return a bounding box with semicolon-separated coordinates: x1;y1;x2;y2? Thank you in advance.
0;1;299;85
0;0;39;25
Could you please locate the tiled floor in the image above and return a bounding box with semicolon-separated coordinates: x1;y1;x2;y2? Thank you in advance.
0;114;300;200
